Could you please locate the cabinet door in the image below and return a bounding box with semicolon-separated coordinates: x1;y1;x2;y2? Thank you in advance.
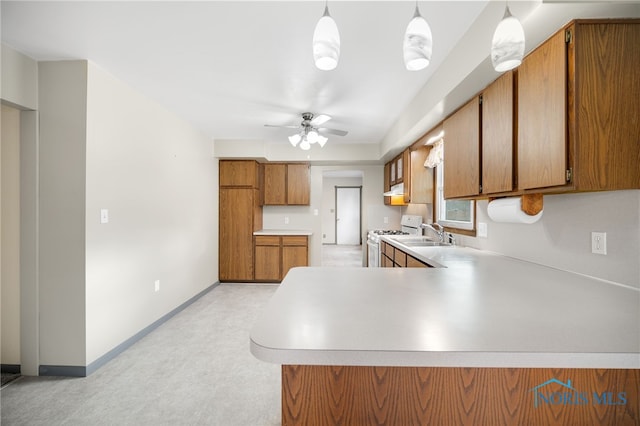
518;29;568;190
409;146;434;204
573;22;640;191
219;160;259;188
219;188;255;281
393;249;407;267
443;97;481;198
287;164;310;205
406;256;428;268
254;239;281;282
263;164;287;205
482;71;515;194
282;236;308;279
383;163;391;205
402;149;412;203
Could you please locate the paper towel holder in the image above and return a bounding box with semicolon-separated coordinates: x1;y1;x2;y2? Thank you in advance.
489;193;543;216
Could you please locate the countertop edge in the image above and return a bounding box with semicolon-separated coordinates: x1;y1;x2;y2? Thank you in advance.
253;229;313;236
250;338;640;369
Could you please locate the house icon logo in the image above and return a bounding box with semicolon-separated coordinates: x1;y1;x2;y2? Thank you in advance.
529;378;578;408
529;377;628;408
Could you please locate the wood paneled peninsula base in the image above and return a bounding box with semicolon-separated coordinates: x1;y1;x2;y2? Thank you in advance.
282;365;638;425
251;264;639;426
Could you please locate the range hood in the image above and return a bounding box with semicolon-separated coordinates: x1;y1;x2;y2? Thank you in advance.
383;183;404;196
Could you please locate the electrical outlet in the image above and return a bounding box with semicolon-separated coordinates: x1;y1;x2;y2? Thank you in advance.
478;222;488;238
383;217;389;224
154;280;160;292
284;216;289;224
591;232;607;255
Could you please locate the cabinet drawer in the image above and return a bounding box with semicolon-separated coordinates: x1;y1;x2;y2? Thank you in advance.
383;242;395;257
255;235;280;246
283;236;308;246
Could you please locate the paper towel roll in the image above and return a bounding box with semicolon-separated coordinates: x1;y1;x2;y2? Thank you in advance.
487;197;543;224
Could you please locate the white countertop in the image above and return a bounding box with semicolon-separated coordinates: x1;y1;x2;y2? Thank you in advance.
250;248;640;369
253;229;312;236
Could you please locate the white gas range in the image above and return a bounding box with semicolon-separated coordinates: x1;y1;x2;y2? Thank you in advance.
367;215;422;267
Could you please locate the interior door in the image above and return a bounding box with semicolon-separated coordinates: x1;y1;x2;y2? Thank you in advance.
335;187;361;245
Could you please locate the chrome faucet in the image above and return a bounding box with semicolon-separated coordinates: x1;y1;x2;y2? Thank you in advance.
420;223;445;243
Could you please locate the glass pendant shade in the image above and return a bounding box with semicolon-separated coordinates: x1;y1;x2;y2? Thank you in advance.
289;129;328;150
403;6;432;71
288;134;301;147
299;140;311;150
313;6;340;71
491;5;525;72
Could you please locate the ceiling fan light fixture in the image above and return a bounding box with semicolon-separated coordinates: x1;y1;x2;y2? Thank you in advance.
491;4;525;72
307;130;319;144
403;3;432;71
300;139;312;150
313;3;340;71
317;135;328;147
289;133;301;147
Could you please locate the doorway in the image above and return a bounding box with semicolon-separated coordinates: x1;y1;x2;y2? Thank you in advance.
335;186;361;245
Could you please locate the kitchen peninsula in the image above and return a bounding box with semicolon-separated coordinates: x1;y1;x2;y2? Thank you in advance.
250;246;640;425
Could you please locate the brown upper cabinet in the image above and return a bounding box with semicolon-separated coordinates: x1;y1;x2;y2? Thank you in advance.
518;20;640;193
384;148;411;205
263;163;310;205
439;19;639;200
219;160;262;188
388;153;405;186
443;96;481;199
407;129;437;204
482;71;516;195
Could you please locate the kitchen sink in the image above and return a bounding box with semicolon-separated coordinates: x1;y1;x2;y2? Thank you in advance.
403;241;453;247
389;236;452;247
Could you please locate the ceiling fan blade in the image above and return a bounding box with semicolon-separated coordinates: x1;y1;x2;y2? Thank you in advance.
310;114;331;126
264;124;300;129
318;127;348;136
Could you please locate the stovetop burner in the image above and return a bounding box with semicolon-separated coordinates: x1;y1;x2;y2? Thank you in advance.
371;230;410;236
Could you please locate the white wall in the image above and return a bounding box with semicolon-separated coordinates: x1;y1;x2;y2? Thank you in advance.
84;62;217;364
38;60;88;367
1;105;21;365
36;60;218;370
460;191;640;289
1;44;38;110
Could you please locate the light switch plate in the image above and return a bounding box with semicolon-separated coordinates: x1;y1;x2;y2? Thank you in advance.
100;209;109;224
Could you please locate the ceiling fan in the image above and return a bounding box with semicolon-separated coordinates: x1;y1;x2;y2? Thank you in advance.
265;112;348;150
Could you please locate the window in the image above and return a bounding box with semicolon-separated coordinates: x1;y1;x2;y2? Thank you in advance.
435;165;475;231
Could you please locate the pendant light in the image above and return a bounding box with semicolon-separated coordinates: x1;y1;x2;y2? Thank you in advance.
313;1;340;71
491;3;525;72
403;2;432;71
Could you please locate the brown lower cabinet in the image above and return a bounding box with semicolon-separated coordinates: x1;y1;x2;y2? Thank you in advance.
254;235;308;282
381;241;430;268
